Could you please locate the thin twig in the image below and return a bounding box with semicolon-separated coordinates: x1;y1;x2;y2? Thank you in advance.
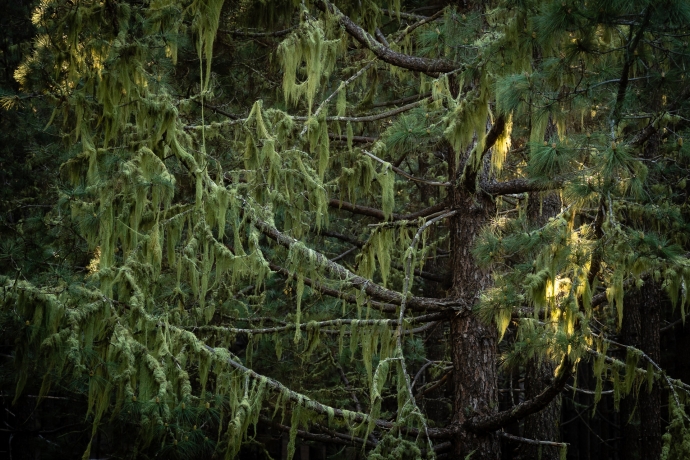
295;98;428;124
395;210;458;452
219;26;298;38
601;338;690;422
330;246;358;262
364;149;450;187
328;348;363;413
564;384;614;396
500;431;568;448
411;360;443;390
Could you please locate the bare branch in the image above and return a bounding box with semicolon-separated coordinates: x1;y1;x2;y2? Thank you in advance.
415;369;452;398
661;312;690;332
372;91;431;108
400;202;449;220
329;198;391;220
375;28;390;47
319;229;364;247
411;360;444;390
330;246;358;262
380;9;432;21
333;362;363;412
564;384;613;396
500;431;568;449
612;9;651;125
390;9;445;43
259;415;375;447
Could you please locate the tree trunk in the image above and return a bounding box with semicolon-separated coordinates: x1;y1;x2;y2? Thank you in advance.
618;81;663;460
620;282;662;460
450;188;500;459
519;358;562;459
517;192;563;460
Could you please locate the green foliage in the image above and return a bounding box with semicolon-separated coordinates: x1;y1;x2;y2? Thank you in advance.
662;397;690;460
3;0;690;458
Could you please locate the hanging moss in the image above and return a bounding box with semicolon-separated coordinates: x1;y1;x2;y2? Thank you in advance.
277;19;340;113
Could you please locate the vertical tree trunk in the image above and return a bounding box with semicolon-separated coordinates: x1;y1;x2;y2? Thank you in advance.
450;188;500;459
518;192;563;460
620;282;662;460
520;359;562;459
618;84;663;460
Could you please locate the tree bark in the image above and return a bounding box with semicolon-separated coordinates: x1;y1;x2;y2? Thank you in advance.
620;282;662;460
450;187;500;459
618;74;663;460
518;192;563;460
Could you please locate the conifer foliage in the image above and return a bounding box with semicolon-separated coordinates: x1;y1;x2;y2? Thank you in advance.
2;0;690;459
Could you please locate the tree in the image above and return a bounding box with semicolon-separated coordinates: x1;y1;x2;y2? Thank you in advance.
2;0;690;459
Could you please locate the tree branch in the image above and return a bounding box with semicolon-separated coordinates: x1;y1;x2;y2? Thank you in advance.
330;351;363;412
464;357;571;433
629;85;690;148
415;369;452;398
251;214;465;312
480;178;563;196
209;347;451;438
259;415;376;447
329;133;377;143
328;199;447;222
612;9;651;125
313;0;457;73
372;91;431;108
460;115;506;192
329;198;391;220
267;260;396;313
320;229;364;247
400;202;449;220
364;150;450;187
319;232;450;284
218;26;298;38
380;9;431;21
308;11;439;124
500;431;568;449
293;98;428;123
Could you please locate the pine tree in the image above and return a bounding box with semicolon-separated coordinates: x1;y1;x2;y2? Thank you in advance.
2;1;690;459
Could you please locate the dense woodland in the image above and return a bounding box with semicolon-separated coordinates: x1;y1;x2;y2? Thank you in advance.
1;0;690;459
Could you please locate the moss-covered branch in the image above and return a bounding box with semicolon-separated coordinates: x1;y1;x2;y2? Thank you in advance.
206;345;451;438
251;214;464;312
293;98;429;123
480;177;564;196
364;150;450;187
313;0;457;73
328;199;447;222
193;313;447;336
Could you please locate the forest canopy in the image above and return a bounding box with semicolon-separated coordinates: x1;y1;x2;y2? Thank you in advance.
1;0;690;459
